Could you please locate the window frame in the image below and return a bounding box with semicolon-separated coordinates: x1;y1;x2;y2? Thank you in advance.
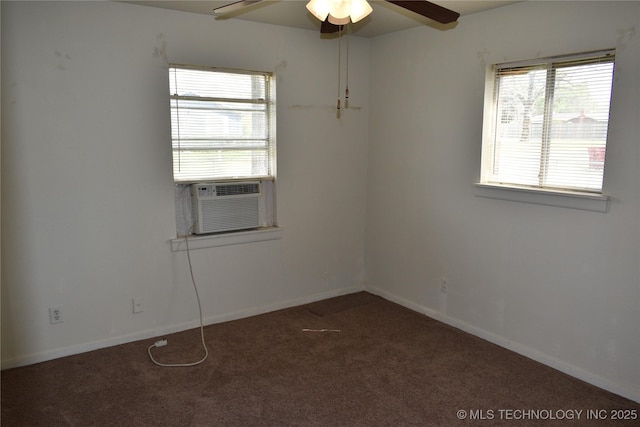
476;50;615;212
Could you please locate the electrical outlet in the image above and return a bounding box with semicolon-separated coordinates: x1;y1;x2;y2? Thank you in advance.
132;297;143;314
440;277;448;293
49;306;63;324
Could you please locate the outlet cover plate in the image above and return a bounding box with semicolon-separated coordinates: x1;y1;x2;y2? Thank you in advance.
49;306;63;324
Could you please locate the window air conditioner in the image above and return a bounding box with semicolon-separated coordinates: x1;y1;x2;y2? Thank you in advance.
191;182;261;234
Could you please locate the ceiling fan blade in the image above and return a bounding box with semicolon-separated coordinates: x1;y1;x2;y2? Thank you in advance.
385;0;460;24
320;20;342;34
213;0;264;16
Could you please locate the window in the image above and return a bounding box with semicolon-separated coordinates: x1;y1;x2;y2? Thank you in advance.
479;50;615;196
169;65;277;238
169;65;275;182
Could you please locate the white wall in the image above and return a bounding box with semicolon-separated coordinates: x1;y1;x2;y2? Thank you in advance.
1;1;369;366
3;0;639;405
367;1;639;402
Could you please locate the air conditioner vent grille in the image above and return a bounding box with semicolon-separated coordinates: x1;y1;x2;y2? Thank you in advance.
200;198;259;233
216;183;260;196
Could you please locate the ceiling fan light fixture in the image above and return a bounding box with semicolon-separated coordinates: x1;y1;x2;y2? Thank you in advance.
327;14;351;26
306;0;373;25
348;0;373;23
305;0;330;22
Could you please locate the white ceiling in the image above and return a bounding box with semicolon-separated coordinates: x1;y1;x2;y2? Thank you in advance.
124;1;519;37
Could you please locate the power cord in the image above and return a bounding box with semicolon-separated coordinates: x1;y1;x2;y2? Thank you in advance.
148;232;209;367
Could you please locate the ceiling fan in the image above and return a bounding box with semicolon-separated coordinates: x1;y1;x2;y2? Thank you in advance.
212;1;460;112
213;0;460;34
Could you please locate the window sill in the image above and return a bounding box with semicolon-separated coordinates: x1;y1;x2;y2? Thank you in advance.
473;183;609;213
170;226;283;252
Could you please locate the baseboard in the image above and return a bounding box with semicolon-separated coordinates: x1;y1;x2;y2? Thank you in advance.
366;286;640;404
1;285;364;370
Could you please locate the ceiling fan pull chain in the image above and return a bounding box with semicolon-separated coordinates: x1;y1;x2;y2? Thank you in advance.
337;24;342;110
345;23;350;106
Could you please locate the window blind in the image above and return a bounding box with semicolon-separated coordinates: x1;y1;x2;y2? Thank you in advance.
169;65;275;183
482;50;615;193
